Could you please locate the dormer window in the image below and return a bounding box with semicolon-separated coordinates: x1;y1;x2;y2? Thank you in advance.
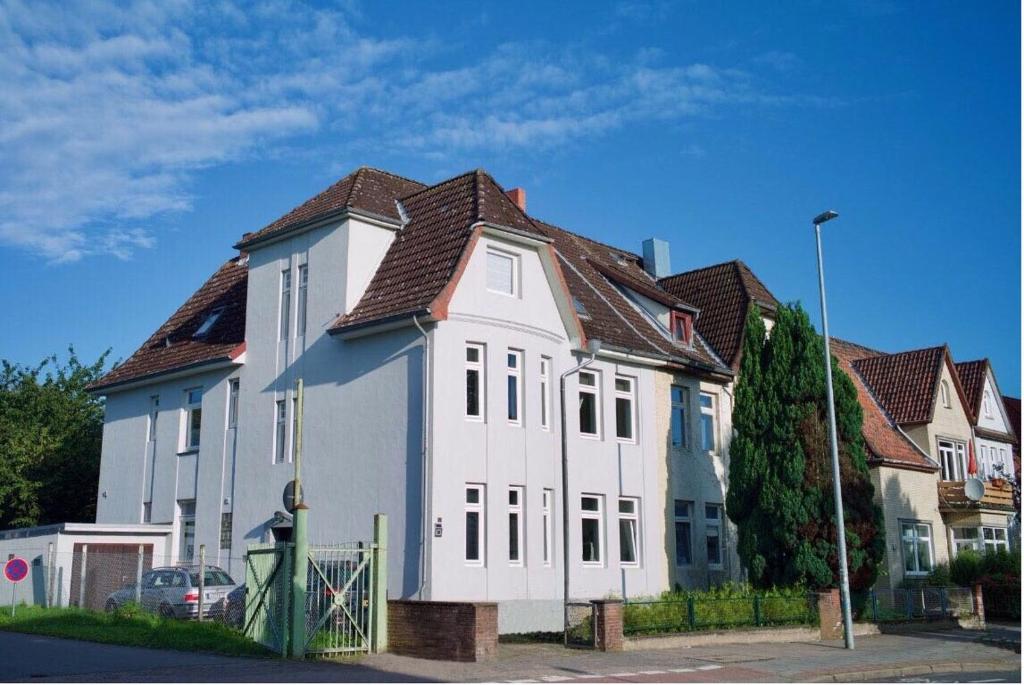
670;311;692;345
486;249;518;296
193;307;225;339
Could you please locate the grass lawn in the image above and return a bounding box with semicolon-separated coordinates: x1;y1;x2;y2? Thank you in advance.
0;604;273;658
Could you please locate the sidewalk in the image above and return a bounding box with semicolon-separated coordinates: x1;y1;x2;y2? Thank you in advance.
360;628;1021;682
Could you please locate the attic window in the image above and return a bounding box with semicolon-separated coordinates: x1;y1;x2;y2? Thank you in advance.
610;252;629;266
193;307;225;339
573;297;591;320
670;311;692;345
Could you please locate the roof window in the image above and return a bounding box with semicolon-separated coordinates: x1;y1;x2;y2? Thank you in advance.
573;297;591;321
193;307;225;339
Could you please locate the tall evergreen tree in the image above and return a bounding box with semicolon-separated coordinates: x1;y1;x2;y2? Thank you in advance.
727;304;884;590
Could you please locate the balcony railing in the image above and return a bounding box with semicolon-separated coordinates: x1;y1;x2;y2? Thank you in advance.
937;479;1015;511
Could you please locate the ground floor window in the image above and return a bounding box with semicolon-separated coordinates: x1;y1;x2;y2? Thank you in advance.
581;495;603;565
953;526;980;554
508;487;523;565
901;521;933;575
705;504;723;568
220;512;233;550
178;499;196;562
674;500;692;566
465;485;484;565
982;526;1009;553
618;498;639;566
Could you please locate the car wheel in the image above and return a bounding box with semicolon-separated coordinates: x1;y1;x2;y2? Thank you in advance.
105;599;118;613
159;603;175;619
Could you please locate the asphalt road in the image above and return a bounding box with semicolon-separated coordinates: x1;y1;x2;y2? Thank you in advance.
880;669;1022;683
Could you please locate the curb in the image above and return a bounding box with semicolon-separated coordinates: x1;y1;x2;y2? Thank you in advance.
808;661;1020;682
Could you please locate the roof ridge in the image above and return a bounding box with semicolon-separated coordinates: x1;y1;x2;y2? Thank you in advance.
531;216;641;260
397;168;479;203
359;166;427;188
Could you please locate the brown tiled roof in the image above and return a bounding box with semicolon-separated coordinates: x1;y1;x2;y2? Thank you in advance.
237;167;425;248
954;359;988;420
657;260;779;369
852;344;973;425
830;338;936;471
1005;396;1021;446
90;257;248;392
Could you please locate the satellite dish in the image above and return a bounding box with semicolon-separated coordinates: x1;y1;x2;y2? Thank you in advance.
283;480;304;511
964;477;985;502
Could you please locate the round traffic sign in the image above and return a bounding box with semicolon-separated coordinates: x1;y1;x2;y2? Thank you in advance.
4;557;28;583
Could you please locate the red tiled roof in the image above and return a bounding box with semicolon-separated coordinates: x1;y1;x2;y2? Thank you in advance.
954;359;988;421
830;338;936;471
657;260;779;369
89;257;248;391
237;167;425;248
1005;396;1021;445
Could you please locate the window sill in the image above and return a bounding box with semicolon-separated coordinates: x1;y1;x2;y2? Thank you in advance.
581;561;603;568
579;433;601;441
464;561;484;568
177;449;199;456
620;563;641;569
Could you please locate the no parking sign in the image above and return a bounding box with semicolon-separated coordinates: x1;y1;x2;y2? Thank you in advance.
5;557;28;616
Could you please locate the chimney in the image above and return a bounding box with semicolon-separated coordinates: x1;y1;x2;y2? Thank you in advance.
505;187;527;212
642;238;671;279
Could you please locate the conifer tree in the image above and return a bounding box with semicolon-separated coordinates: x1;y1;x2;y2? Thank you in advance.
727;304;884;590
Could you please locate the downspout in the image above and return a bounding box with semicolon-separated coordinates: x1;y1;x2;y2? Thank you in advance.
560;338;602;643
413;314;431;598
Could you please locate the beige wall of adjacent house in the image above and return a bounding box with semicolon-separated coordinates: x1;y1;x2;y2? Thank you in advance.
902;363;973;467
871;465;949;589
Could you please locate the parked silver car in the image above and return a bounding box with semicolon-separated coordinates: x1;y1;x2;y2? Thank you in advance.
105;565;237;619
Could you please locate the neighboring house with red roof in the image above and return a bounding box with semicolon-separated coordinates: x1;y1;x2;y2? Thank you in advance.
954;360;1018;485
88;167;737;632
1003;395;1021;476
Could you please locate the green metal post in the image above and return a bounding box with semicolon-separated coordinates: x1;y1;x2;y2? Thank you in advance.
289;378;309;659
372;513;388;653
687;597;696;630
754;596;762;627
871;591;878;623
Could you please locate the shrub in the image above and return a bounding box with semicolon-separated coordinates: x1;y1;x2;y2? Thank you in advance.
950;550;983;586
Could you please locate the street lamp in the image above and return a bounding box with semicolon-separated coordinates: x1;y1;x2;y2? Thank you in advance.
813;209;855;650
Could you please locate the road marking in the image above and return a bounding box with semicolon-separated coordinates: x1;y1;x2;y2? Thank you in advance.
668;668;695;673
608;673;638;678
695;664;723;671
576;676;602;679
540;677;573;682
638;671;667;675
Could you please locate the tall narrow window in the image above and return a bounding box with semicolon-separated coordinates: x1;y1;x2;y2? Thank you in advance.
279;268;292;341
578;371;599;437
671;386;688;448
901;522;933;575
955;442;967;479
508;487;523;565
148;395;160;442
466;344;484;420
674;500;692;566
507;350;522;425
220;513;233;550
486;249;517;296
699;392;717;452
465;485;484;565
142;501;152;524
542;489;554;566
705;504;723;568
274;400;287;464
178;500;196;563
227;380;239;429
618;498;639;566
184;388;202;450
938;439;958;480
581;495;603;564
296;264;308;337
940;380;951;408
670;311;692;344
982;391;992;418
615;377;636;442
539;357;551;430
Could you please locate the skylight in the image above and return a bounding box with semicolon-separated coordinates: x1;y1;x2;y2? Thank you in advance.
193;307;225;339
573;297;591;320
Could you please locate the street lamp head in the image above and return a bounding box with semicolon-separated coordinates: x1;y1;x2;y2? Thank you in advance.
813;210;839;225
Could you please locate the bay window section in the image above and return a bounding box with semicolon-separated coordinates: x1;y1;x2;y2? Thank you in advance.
539;357;551;429
982;526;1008;553
296;264;308;337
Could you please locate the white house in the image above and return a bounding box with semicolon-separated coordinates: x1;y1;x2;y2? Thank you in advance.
90;168;736;632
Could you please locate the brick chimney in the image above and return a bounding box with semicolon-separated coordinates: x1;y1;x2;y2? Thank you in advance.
505;188;527;212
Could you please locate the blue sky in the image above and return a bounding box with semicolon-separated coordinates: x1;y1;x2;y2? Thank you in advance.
1;1;1020;394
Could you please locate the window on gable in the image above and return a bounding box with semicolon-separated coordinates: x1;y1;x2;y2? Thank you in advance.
280;269;292;341
487;249;517;296
296;264;309;337
940;380;951;408
193;307;224;339
983;391;992;418
670;311;692;345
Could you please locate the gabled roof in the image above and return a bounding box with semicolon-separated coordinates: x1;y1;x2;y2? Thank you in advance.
830;338;936;471
89;257;248;392
852;344;974;425
954;359;988;421
237;167;425;248
1005;396;1021;447
657;260;779;369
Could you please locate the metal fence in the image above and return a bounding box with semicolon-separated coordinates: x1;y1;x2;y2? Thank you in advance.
304;543;375;656
851;587;974;622
622;594;817;636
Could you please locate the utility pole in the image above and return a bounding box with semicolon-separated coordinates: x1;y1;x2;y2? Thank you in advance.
290;378;309;659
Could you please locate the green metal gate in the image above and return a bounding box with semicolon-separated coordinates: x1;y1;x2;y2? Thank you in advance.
304;544;375;655
243;542;293;654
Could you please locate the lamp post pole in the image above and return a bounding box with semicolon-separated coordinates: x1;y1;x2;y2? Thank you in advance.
813;210;855;650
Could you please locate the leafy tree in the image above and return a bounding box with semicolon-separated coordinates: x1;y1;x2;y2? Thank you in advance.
0;347;110;528
727;304;884;591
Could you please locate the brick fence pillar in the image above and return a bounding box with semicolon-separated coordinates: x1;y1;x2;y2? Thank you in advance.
817;589;843;641
972;584;986;625
591;599;624;651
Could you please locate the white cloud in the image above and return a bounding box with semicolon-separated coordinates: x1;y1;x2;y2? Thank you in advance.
0;0;831;262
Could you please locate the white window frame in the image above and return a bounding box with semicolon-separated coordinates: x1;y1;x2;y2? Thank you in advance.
705;503;723;569
938;438;965;481
148;395;160;442
940;380;951;408
674;500;692;566
953;526;980;554
901;521;934;576
539;357;551;430
465;343;485;421
280;268;292;341
182;388;203;452
982;390;992;418
507;349;523;426
465;485;485;566
578;370;601;439
618;497;640;567
982;526;1009;553
296;264;308;337
670;385;688;448
699;392;717;453
542;489;554;567
227;379;239;429
508;487;524;566
614;376;637;443
486;248;518;297
177;499;196;563
581;495;603;566
274;399;288;464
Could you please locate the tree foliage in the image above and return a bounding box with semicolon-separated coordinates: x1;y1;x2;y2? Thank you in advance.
0;348;110;528
726;304;884;591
